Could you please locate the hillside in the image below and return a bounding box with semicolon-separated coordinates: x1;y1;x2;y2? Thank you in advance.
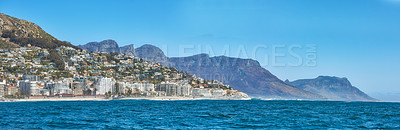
0;13;79;69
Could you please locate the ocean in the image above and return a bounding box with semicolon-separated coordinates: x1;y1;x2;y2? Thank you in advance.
0;100;399;129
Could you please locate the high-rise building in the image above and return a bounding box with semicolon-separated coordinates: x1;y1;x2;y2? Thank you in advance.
96;77;115;95
156;82;192;96
19;80;41;96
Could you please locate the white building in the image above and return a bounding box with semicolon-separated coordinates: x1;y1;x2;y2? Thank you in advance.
192;88;212;97
0;78;6;97
132;83;154;92
53;81;73;95
19;80;41;96
96;77;115;95
211;89;224;97
156;82;192;96
45;79;73;95
118;82;155;94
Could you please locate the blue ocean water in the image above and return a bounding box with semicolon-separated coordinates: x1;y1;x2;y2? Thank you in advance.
0;100;399;129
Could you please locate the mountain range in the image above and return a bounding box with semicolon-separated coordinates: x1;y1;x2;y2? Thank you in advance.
1;12;376;101
79;40;376;101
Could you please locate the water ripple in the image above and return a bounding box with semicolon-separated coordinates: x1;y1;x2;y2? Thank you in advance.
0;100;399;129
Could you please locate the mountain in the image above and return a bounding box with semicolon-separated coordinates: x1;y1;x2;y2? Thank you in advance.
0;13;78;50
135;44;168;64
167;54;324;99
79;40;120;53
287;76;376;101
0;12;79;70
78;39;135;56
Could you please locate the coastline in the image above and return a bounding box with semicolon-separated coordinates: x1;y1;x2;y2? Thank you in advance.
1;97;383;102
1;96;251;102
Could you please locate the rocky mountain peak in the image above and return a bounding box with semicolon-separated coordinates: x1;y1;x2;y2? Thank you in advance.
86;39;118;47
135;44;168;63
78;39;135;56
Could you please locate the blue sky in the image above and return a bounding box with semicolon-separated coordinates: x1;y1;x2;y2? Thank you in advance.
1;0;400;100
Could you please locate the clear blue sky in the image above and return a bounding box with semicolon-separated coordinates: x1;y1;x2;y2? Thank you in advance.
1;0;400;100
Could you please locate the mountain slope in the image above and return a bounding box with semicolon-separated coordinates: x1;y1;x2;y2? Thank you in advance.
0;13;78;50
0;12;79;70
287;76;376;101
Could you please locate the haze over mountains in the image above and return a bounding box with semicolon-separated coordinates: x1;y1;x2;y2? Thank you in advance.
286;76;376;101
79;40;377;101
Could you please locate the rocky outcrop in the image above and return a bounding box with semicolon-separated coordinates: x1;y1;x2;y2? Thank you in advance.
79;40;120;53
78;39;135;56
120;44;135;56
134;44;168;64
288;76;376;101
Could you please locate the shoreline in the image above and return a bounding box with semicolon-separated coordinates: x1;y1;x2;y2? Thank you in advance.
1;96;252;102
1;97;385;103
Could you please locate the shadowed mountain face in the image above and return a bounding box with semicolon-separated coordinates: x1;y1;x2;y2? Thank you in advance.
287;76;376;101
78;40;135;55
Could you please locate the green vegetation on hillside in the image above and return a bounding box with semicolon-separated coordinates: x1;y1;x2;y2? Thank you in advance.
1;28;82;70
1;13;81;70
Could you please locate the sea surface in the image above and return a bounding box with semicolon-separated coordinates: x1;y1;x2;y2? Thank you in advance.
0;100;399;129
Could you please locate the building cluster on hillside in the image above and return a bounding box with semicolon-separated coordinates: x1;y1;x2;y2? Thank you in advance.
0;46;248;98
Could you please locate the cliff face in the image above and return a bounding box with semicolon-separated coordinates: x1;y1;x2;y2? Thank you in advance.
120;44;135;56
288;76;377;101
78;39;135;55
79;40;120;53
134;44;168;64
